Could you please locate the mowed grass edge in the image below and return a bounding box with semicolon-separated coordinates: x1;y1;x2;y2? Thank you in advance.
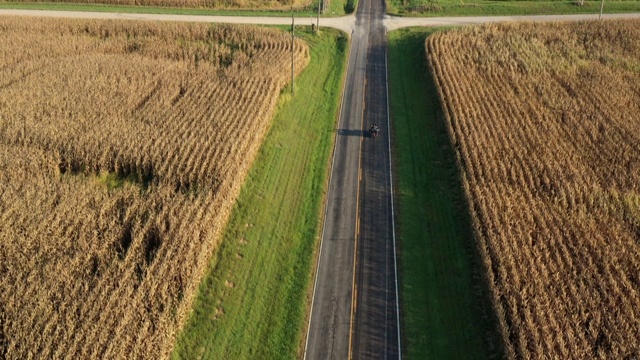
387;28;504;359
172;27;348;359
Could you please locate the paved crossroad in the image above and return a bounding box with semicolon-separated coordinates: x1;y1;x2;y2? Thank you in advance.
3;9;639;32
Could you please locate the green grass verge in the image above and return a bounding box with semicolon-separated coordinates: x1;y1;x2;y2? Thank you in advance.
386;0;640;17
388;28;504;359
0;0;353;16
172;27;348;360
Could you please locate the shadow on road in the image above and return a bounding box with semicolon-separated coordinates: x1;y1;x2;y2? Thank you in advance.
337;128;368;137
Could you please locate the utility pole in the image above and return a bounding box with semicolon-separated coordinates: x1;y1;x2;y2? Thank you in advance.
599;0;604;20
291;10;295;95
317;0;321;33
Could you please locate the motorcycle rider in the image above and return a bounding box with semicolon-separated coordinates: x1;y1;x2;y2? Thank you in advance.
370;123;380;136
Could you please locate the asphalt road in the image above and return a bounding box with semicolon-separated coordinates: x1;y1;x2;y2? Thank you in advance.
351;0;401;358
304;0;400;356
302;6;368;360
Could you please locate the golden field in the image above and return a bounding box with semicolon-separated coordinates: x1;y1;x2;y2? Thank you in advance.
0;17;308;359
427;20;640;359
9;0;311;10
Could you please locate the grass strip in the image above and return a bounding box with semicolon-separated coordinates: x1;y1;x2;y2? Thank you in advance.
386;0;640;17
388;28;504;359
0;0;352;16
172;27;348;360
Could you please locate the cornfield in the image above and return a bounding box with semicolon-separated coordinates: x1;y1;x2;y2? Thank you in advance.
427;20;640;359
13;0;311;10
0;17;308;359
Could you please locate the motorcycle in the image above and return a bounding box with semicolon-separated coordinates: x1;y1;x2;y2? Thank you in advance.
370;125;379;138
